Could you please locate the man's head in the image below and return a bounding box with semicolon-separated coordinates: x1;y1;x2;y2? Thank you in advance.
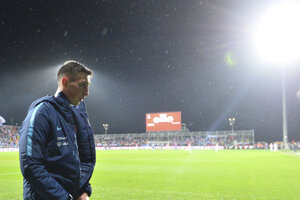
57;60;92;105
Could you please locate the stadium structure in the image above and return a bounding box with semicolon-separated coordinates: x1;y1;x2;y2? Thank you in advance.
94;111;255;150
94;129;255;150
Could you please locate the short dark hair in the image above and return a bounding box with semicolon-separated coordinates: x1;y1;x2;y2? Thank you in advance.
57;60;92;82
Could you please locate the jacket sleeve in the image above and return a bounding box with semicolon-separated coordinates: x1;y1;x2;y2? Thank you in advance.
80;182;92;197
19;103;70;200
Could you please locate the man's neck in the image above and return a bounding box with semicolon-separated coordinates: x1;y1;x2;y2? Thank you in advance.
55;88;61;97
55;89;75;106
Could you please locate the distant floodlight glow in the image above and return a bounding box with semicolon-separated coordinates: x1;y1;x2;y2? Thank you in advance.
252;2;300;65
224;51;237;67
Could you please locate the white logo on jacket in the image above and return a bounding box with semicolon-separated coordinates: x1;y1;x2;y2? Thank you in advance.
57;137;69;146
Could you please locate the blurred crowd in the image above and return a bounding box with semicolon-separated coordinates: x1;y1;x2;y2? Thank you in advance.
95;135;253;148
0;125;19;148
256;141;299;151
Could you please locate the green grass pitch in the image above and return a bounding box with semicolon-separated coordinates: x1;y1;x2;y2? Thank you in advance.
0;150;300;200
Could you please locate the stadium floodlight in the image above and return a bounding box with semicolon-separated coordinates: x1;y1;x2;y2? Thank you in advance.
102;123;109;135
251;2;300;149
228;118;235;133
252;2;300;66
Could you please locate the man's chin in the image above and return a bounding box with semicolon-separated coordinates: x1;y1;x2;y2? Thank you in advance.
71;101;80;106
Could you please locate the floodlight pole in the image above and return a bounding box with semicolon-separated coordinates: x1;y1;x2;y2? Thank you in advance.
282;72;288;149
102;123;109;135
228;118;235;133
252;2;300;150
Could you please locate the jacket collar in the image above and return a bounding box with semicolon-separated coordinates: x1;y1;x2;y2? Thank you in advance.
54;92;73;122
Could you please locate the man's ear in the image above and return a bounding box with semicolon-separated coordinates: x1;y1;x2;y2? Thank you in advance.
61;76;69;88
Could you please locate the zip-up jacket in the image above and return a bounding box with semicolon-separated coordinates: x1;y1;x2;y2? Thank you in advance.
71;101;96;196
19;92;95;199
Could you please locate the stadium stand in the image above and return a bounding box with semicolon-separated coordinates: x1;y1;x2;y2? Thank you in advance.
94;130;255;149
0;125;19;148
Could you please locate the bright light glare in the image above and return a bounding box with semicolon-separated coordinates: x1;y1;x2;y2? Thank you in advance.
252;2;300;66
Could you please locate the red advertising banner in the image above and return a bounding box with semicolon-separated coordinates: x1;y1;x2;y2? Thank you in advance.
146;112;181;132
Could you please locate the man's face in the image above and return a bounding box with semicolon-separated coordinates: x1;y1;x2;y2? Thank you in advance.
64;73;91;105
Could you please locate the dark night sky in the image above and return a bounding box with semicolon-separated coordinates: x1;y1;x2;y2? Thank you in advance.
1;0;300;142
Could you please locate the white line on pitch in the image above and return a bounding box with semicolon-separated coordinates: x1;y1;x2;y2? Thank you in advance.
0;172;20;176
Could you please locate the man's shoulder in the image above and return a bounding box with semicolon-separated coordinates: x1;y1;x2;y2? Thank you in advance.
28;96;55;112
26;99;58;122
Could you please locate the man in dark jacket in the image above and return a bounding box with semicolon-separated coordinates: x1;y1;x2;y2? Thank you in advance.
19;61;95;200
